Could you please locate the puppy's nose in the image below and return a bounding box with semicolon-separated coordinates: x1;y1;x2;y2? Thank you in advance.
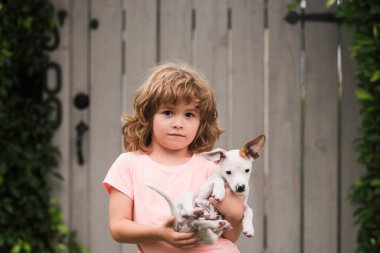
236;185;245;193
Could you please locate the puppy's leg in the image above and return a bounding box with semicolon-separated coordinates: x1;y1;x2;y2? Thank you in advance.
242;205;254;237
211;177;225;201
194;220;221;244
198;227;218;245
194;220;232;230
199;177;225;201
199;179;214;199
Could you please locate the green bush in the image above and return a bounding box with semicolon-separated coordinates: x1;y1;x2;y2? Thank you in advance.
336;1;380;253
0;1;87;252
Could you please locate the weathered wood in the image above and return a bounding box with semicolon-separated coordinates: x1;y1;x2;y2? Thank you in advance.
194;0;229;148
304;1;339;253
123;0;157;251
89;0;123;252
69;0;91;247
267;1;301;253
230;0;265;252
160;0;192;63
124;0;157;117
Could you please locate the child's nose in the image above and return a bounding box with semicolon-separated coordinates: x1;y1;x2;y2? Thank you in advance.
172;116;183;128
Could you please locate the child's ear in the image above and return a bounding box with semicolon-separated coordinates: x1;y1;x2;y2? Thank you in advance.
242;135;266;160
201;148;227;163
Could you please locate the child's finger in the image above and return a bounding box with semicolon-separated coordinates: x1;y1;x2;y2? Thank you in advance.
209;196;218;206
163;216;176;227
174;233;200;248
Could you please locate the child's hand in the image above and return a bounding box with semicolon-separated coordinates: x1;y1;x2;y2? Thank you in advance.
209;187;245;242
159;216;200;249
209;187;245;225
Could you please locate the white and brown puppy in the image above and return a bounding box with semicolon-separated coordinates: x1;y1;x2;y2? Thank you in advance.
199;135;266;237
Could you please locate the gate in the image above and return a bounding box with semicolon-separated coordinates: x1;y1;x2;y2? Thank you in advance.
49;0;362;252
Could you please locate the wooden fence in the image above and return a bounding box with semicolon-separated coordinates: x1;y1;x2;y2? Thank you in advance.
49;0;363;252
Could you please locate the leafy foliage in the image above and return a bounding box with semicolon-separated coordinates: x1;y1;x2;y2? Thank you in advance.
335;1;380;253
0;1;87;252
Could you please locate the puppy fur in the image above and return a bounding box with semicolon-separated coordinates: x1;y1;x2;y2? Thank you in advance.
199;134;266;237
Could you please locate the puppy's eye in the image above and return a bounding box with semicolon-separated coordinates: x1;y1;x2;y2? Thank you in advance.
226;171;232;175
245;169;250;173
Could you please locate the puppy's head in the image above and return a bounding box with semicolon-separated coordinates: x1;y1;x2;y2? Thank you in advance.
201;135;266;195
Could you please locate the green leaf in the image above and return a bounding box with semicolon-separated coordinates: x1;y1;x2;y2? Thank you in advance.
57;224;69;234
356;89;374;101
370;179;380;187
57;243;67;251
355;34;373;45
11;244;21;253
23;242;31;253
373;25;379;37
326;0;336;7
370;70;380;82
287;0;301;11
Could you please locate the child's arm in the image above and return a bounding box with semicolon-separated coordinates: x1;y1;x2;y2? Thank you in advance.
209;187;245;242
108;187;200;249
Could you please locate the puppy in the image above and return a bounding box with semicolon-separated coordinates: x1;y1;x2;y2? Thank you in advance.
145;134;266;243
146;184;232;244
199;134;266;237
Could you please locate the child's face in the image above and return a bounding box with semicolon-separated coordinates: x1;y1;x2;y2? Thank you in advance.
151;101;200;155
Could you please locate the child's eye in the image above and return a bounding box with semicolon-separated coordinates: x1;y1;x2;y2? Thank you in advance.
162;110;173;116
185;112;195;118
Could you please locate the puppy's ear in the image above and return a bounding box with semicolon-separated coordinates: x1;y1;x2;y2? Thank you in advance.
201;148;227;163
241;135;266;160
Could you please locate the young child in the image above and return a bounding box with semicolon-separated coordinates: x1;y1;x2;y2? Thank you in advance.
103;63;245;253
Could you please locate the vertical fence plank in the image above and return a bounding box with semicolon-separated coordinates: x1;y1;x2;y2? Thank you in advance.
50;0;71;233
304;2;338;253
90;1;123;252
160;0;192;63
194;0;228;148
124;0;157;114
267;1;301;253
123;1;157;251
70;0;91;247
231;0;264;252
341;34;362;253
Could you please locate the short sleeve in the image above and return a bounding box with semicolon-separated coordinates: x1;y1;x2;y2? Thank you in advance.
102;153;134;199
205;158;219;178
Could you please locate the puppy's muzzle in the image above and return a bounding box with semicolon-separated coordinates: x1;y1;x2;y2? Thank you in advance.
235;185;245;193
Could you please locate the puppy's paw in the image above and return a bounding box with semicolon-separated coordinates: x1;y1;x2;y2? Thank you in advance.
211;188;225;201
243;225;254;237
192;207;204;218
218;220;232;231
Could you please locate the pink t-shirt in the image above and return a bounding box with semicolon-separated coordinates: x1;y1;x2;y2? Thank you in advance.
103;151;240;253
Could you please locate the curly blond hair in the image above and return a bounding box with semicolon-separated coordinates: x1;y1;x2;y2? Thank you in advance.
122;62;222;153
